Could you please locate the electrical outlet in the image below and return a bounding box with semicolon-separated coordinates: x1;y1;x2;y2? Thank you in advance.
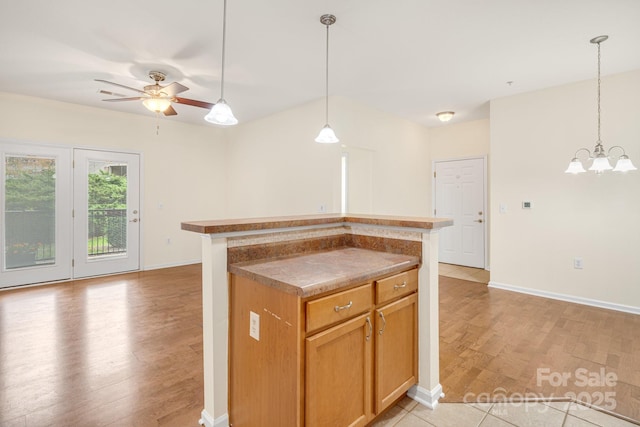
249;311;260;341
574;257;583;269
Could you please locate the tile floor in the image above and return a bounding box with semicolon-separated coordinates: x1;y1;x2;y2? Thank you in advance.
372;397;640;427
438;263;490;284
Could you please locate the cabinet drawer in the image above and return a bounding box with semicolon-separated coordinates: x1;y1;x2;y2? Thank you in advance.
306;284;373;334
375;269;417;304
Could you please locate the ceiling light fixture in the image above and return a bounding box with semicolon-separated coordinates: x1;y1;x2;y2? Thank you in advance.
565;35;636;174
143;96;172;113
436;111;455;122
205;0;238;126
315;14;339;144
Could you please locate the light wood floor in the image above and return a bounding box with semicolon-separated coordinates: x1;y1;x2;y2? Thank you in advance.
1;264;638;425
0;265;204;427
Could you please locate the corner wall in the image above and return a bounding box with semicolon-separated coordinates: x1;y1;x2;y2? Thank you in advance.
226;96;431;218
490;69;640;310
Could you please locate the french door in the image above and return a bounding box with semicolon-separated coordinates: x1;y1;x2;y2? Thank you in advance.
0;143;72;287
434;157;486;268
73;149;140;278
1;143;140;288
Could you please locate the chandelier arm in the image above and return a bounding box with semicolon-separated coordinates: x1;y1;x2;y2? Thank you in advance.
573;147;592;160
606;145;627;157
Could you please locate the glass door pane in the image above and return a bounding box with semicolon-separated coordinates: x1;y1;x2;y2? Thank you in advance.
87;160;128;259
4;156;56;269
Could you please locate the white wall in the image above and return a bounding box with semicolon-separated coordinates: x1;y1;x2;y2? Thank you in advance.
490;69;640;310
226;96;431;217
429;119;490;161
0;92;227;270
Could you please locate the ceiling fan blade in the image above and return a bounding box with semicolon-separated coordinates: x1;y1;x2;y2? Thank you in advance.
102;97;146;102
175;97;214;109
95;79;147;95
163;82;189;97
163;105;178;116
99;89;127;97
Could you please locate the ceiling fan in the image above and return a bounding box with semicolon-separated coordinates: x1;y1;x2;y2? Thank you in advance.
96;71;214;116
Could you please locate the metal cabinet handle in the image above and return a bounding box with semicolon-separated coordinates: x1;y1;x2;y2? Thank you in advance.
334;301;353;312
365;316;372;341
378;312;386;335
393;281;407;290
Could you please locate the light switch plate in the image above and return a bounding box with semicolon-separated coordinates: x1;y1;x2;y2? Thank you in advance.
249;311;260;341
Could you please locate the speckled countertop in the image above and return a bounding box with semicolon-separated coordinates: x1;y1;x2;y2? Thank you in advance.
181;213;453;235
229;247;419;298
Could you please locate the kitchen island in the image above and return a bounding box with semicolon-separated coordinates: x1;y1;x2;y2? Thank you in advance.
181;214;452;427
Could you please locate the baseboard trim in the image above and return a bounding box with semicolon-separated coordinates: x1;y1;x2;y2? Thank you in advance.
407;384;444;409
143;259;201;271
488;281;640;315
198;410;229;427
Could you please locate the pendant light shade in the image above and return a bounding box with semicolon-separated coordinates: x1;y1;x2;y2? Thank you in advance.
205;99;238;125
205;0;238;126
315;124;339;144
565;36;636;174
564;157;586;174
315;14;339;143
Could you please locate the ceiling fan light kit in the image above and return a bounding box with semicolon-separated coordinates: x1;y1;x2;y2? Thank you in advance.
96;70;213;118
205;0;238;126
565;35;636;175
315;14;339;144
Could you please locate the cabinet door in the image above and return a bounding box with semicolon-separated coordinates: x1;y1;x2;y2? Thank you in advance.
375;293;418;413
306;312;373;427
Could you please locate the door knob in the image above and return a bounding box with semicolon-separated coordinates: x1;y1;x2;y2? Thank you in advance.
130;218;139;223
474;219;483;223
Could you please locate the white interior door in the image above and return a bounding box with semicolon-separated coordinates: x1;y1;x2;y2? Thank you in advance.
434;158;485;268
73;149;140;278
0;142;72;288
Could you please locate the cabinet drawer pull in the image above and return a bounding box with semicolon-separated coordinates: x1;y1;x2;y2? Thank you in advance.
334;301;353;312
379;312;386;335
393;281;407;290
365;316;372;341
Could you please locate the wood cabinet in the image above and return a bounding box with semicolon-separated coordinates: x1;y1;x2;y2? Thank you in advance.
229;268;418;427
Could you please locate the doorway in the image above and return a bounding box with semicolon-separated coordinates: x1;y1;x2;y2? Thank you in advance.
1;143;141;288
433;157;486;269
73;149;140;278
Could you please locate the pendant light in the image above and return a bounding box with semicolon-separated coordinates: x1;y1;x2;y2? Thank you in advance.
565;36;636;174
205;0;238;126
315;14;339;143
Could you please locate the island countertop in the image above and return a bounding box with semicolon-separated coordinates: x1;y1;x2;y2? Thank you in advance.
181;213;453;235
229;246;420;298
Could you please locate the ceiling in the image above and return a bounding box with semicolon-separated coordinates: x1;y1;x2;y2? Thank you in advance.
1;0;639;128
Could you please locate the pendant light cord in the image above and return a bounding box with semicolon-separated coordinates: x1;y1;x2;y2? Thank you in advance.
596;40;601;143
324;22;330;124
220;0;228;100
